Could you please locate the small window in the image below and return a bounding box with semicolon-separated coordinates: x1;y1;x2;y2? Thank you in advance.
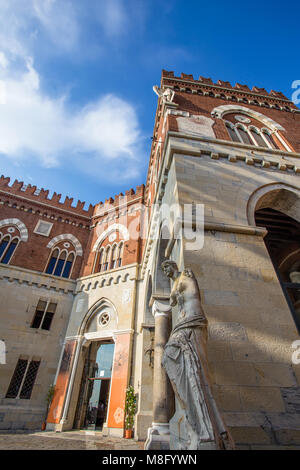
6;358;40;399
31;300;57;331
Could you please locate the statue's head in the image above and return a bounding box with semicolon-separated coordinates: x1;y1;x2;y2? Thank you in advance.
161;260;178;278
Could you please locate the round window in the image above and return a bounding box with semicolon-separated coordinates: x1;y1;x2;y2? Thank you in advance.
98;312;110;327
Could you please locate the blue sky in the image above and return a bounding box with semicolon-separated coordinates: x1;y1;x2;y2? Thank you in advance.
0;0;299;208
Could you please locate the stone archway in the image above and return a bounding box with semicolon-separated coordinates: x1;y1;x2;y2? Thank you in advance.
249;184;300;330
247;183;300;226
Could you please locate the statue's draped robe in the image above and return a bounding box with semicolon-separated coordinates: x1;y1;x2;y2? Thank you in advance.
162;314;227;449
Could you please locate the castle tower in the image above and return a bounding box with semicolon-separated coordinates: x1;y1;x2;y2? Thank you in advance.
134;71;300;449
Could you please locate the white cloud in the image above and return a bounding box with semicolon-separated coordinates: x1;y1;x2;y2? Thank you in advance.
0;0;144;182
32;0;79;51
96;0;128;38
0;59;142;179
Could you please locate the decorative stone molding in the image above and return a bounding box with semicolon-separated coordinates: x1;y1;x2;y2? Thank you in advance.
75;264;137;293
0;264;75;294
0;218;28;241
47;234;83;256
92;223;130;252
247;183;300;225
211;104;285;132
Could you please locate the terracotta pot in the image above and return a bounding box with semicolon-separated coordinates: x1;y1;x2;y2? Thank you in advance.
125;429;133;439
41;422;46;431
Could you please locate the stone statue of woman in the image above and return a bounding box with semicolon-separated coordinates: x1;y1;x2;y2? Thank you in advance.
161;260;233;450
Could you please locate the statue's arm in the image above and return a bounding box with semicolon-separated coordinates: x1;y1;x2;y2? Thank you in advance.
170;291;177;307
170;294;177;307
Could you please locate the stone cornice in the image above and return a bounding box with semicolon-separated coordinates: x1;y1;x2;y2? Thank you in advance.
0;264;76;294
162;76;295;105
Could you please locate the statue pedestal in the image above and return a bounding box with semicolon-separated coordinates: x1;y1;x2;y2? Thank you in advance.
144;423;170;450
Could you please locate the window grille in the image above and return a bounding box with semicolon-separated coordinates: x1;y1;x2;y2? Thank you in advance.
19;361;40;399
6;358;40;399
6;359;28;398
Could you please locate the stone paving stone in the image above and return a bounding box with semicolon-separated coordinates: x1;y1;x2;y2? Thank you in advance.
0;431;143;450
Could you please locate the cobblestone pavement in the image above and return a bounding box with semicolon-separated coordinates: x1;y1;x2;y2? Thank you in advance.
0;431;144;450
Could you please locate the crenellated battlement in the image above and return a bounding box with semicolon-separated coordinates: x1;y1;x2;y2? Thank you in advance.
161;70;294;103
93;184;144;215
0;175;94;216
0;176;145;219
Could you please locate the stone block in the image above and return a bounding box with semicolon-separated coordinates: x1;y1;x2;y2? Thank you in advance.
281;388;300;413
212;385;242;411
234;363;260;386
253;364;297;387
207;340;233;362
231;342;273;363
275;429;300;446
203;290;240;306
240;386;285;412
209;322;247;342
229;426;271;445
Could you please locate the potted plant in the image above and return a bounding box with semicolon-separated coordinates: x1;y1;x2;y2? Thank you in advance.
124;385;136;439
42;384;55;431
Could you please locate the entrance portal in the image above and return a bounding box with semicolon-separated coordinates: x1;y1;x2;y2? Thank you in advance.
75;341;115;431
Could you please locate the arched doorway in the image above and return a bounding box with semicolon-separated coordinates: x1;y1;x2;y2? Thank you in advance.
75;341;115;431
255;206;300;331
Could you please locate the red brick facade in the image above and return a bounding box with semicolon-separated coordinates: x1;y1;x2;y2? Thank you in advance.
1;70;299;281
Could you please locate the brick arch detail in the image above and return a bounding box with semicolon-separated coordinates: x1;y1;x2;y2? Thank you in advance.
92;223;130;252
211;104;285;132
47;233;83;256
0;218;28;241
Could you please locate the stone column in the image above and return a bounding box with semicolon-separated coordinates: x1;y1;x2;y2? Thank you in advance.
145;299;172;450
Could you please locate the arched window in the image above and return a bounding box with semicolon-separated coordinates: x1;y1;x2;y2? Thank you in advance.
97;248;104;273
103;246;111;272
249;127;268;148
45;247;75;278
225;119;284;150
226;123;240;142
117;242;124;267
54;250;67;276
262;129;278;149
110;244;118;270
236;125;252;144
0;235;19;264
46;248;59;275
62;253;74;278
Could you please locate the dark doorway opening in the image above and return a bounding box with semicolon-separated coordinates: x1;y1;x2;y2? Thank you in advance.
74;341;115;431
255;207;300;332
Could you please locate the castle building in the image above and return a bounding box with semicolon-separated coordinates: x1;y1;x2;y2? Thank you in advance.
1;70;300;449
